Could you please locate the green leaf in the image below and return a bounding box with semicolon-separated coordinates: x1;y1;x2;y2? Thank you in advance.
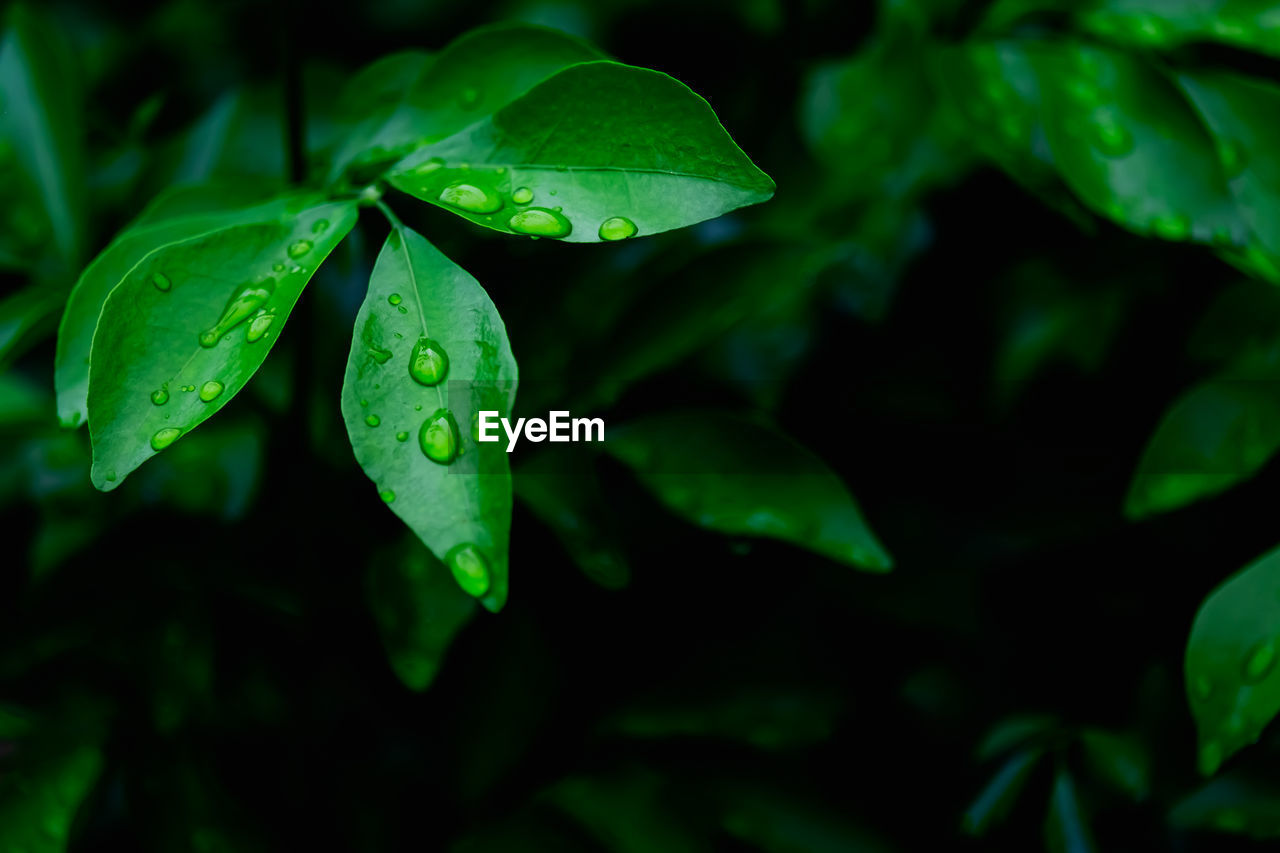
328;23;602;183
57;183;298;428
0;283;63;369
0;3;86;265
1030;41;1247;246
962;748;1043;836
1185;543;1280;776
1170;771;1280;838
974;713;1061;761
389;60;774;242
1176;70;1280;264
340;224;517;611
1078;1;1280;59
1124;373;1280;519
515;449;630;589
545;769;708;853
366;535;476;692
606;411;892;571
602;687;840;750
86;195;358;489
1044;768;1098;853
1078;728;1149;801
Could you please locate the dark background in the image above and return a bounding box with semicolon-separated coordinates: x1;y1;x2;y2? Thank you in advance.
3;0;1280;850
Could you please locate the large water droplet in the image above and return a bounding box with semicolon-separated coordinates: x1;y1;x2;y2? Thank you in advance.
200;277;275;347
105;470;117;482
246;312;274;343
410;157;444;176
409;337;449;386
151;427;181;451
365;414;381;427
439;183;503;214
152;272;172;292
509;207;572;238
445;543;491;597
151;389;169;406
598;216;637;241
1245;641;1276;683
199;380;224;403
512;186;533;205
388;293;402;306
288;240;312;259
380;489;395;503
419;408;460;464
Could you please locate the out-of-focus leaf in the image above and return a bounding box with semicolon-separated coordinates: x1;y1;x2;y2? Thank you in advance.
0;369;48;426
515;449;629;589
0;3;86;265
602;687;841;750
149;615;214;734
975;713;1061;761
1185;543;1280;775
1078;728;1149;800
545;769;709;853
0;284;64;368
366;535;477;692
607;411;892;571
0;704;34;738
329;24;602;182
1188;279;1280;366
341;224;517;611
131;416;265;520
962;748;1043;836
717;780;893;853
1170;771;1280;838
1044;768;1098;853
1125;369;1280;518
390;61;774;242
86;197;357;489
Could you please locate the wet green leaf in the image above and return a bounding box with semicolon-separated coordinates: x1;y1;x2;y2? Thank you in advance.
0;3;86;265
962;748;1043;836
86;196;357;489
341;224;517;611
328;23;602;182
366;535;476;692
607;411;892;571
1186;543;1280;775
389;60;774;242
1044;768;1098;853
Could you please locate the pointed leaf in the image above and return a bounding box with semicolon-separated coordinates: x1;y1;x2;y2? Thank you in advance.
0;284;63;369
340;225;517;611
1045;768;1098;853
1185;544;1280;776
86;196;357;489
962;748;1044;836
389;61;774;242
328;23;602;182
1078;728;1149;801
607;411;892;571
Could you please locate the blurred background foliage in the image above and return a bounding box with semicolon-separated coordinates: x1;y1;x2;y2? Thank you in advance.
7;0;1280;849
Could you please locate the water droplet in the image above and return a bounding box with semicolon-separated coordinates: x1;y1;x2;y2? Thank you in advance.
151;427;181;451
200;277;275;347
1219;139;1247;178
512;186;533;204
380;489;395;503
396;431;409;442
365;414;381;427
182;384;195;392
151;272;172;292
151;389;169;406
397;305;408;314
419;408;460;464
1245;641;1276;683
445;543;491;597
105;470;117;482
411;157;444;176
246;312;274;343
388;293;402;306
287;240;312;259
508;207;572;238
199;380;224;403
458;87;479;108
272;262;285;272
598;216;638;241
409;337;449;386
414;404;422;411
370;347;393;364
439;182;503;214
312;219;329;234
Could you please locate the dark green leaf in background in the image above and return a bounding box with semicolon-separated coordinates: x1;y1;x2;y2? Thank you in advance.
341;223;517;610
1045;768;1098;853
962;747;1044;836
1170;771;1280;839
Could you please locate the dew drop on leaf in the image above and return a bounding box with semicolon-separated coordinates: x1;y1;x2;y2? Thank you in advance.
312;219;329;234
512;186;533;204
151;427;181;451
419;408;460;464
1244;641;1276;683
105;470;116;482
508;207;572;238
410;157;444;176
151;389;169;406
199;380;224;402
439;182;504;214
370;347;393;364
365;414;381;427
409;338;449;386
246;312;274;343
380;489;395;503
272;262;285;272
388;294;402;306
445;542;491;597
397;305;408;314
395;431;409;442
287;240;312;258
598;216;638;241
200;277;275;347
151;272;172;292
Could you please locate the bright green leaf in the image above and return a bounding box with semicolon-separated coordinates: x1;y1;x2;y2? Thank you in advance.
607;411;892;571
86;196;357;489
389;60;774;242
962;748;1043;836
328;23;602;183
366;535;476;692
1045;768;1098;853
0;3;86;265
340;224;517;611
1186;543;1280;776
